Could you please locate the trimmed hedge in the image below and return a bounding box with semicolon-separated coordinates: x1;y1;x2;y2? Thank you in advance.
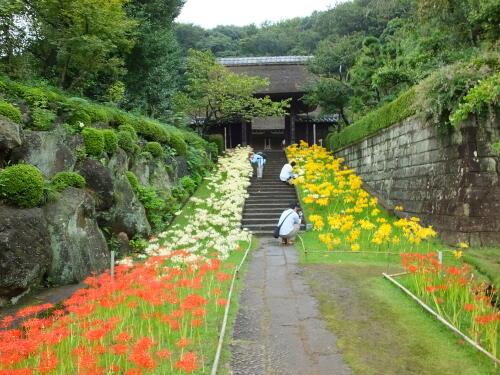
0;76;205;157
102;129;119;154
82;127;105;156
206;134;224;155
51;171;86;192
326;88;417;151
0;101;23;123
145;142;163;157
0;164;45;208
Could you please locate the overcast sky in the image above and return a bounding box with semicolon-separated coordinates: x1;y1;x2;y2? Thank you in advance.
176;0;344;29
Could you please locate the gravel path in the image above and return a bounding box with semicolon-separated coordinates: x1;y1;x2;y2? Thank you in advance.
230;237;351;375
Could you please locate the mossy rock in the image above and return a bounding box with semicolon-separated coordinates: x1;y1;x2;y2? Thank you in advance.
102;129;118;154
0;164;45;208
169;132;187;155
0;101;23;124
51;171;86;192
82;127;104;157
145;142;163;157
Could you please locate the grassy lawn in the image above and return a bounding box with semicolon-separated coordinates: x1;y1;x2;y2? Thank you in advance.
288;143;499;373
304;262;499;375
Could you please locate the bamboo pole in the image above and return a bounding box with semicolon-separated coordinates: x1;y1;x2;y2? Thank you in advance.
382;272;500;365
210;238;253;375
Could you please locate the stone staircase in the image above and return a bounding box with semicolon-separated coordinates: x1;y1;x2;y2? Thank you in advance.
242;150;305;236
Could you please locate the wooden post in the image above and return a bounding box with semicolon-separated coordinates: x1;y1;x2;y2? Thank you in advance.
290;115;296;145
241;120;247;146
313;123;317;145
224;126;228;150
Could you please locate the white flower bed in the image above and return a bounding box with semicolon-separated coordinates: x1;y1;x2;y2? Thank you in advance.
119;147;253;266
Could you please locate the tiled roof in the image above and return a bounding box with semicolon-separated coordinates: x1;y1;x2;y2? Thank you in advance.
218;56;313;66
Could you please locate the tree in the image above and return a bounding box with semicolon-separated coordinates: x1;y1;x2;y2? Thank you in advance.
175;50;290;133
32;0;137;92
0;0;28;71
124;0;185;120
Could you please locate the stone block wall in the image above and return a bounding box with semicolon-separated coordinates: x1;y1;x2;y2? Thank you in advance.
333;114;500;246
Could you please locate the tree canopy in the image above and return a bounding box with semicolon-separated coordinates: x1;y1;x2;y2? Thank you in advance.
175;50;289;132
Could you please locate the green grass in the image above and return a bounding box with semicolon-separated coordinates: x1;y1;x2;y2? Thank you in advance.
304;263;499;375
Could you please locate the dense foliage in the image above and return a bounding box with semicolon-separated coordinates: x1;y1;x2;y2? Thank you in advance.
0;164;45;208
51;172;86;192
0;0;184;121
174;0;499;141
175;50;289;133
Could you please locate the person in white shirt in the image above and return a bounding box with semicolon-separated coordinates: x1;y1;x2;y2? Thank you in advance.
279;161;296;184
277;202;302;245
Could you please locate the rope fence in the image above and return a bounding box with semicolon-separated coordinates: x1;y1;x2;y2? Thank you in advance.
210;238;253;375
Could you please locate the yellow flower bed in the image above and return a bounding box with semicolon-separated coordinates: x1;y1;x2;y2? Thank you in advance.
288;141;437;252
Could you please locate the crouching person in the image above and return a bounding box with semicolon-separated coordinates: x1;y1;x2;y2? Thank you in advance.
278;202;302;245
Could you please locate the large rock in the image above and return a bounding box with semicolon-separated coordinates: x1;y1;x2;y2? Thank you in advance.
78;158;114;210
100;150;151;237
130;154;150;186
176;156;189;179
101;173;151;238
0;205;51;303
10;127;82;178
149;159;175;197
43;187;109;284
0;115;22;165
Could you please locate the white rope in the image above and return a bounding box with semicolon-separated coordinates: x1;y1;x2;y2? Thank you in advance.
383;272;500;365
210;239;253;375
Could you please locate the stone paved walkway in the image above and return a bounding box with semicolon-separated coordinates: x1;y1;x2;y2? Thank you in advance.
230;237;351;375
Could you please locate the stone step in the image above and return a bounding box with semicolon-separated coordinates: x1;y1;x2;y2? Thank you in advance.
242;211;286;217
248;188;295;193
243;223;306;231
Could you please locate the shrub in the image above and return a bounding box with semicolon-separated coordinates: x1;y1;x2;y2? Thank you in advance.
16;85;61;108
206;134;224;154
31;108;56;130
180;176;196;194
169;132;187;155
82;127;105;156
145;142;163;157
133;118;170;143
117;130;136;153
327;88;417;151
85;104;111;124
118;124;138;140
102;129;118;154
206;142;219;159
51;171;86;192
0;101;23;123
0;164;45;208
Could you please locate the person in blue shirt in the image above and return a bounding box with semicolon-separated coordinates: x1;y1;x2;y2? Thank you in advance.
248;152;266;179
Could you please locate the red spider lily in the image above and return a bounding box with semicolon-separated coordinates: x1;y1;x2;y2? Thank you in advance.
155;349;171;360
115;332;132;343
1;316;14;329
474;314;500;324
112;344;127;355
190;319;203;327
16;304;54;318
216;272;231;282
124;369;143;375
425;286;438;293
217;298;228;306
181;294;208;310
463;303;474;311
38;349;58;374
175;352;198;373
176;338;190;348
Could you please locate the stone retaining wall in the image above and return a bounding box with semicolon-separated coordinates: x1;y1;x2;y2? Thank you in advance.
333;114;500;246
